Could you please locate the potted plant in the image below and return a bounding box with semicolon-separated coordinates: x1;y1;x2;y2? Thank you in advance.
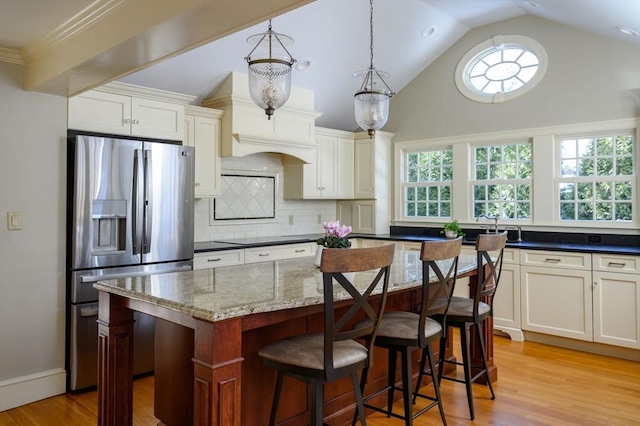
442;219;465;239
315;220;352;266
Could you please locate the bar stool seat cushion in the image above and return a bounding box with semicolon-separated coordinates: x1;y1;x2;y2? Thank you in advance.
356;312;442;342
259;333;368;370
447;297;490;318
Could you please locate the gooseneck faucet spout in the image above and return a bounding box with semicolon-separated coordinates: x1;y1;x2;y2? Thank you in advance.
476;214;499;233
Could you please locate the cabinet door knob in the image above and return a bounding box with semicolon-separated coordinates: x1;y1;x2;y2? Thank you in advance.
123;118;131;124
195;182;201;187
132;119;139;124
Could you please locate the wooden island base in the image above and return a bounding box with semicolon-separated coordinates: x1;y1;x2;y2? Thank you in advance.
153;277;495;425
96;256;494;426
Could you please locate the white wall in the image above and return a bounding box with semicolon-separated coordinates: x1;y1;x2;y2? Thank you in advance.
387;14;640;141
194;153;337;242
0;61;68;409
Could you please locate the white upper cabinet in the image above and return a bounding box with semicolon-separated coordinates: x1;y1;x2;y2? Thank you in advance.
283;127;354;199
184;106;224;198
354;131;393;199
68;82;195;141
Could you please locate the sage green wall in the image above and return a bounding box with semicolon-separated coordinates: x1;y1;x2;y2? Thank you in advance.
387;15;640;141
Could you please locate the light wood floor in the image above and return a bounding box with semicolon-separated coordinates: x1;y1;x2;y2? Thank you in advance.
2;333;639;426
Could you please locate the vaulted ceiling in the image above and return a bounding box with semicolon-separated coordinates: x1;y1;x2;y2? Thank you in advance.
1;0;638;131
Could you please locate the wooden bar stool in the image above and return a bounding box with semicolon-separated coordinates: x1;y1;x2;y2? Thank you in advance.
355;238;463;426
436;232;507;420
258;244;395;426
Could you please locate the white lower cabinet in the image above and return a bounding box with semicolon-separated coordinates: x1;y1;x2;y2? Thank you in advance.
592;254;640;349
355;239;396;249
336;199;389;235
459;245;523;341
244;242;316;264
194;250;244;269
491;249;522;341
521;250;593;341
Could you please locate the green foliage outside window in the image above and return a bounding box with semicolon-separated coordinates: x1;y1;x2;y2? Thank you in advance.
473;142;531;220
405;149;452;218
558;134;634;222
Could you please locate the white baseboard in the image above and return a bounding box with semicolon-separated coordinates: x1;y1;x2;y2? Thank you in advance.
0;368;66;411
494;325;525;342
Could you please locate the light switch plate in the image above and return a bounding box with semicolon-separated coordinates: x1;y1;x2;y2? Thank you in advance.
7;211;21;230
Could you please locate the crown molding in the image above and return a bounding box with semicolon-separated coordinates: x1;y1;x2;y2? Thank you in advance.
20;0;122;65
0;48;24;65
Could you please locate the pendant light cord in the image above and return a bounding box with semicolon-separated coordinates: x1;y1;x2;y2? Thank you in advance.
369;0;374;70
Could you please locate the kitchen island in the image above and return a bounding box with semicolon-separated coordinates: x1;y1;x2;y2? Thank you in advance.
95;250;485;426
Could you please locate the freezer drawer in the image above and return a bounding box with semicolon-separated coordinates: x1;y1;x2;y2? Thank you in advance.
69;302;155;390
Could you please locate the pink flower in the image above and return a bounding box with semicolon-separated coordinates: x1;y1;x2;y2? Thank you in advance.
317;220;352;248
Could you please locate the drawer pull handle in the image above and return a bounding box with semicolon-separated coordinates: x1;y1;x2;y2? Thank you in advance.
544;258;561;263
259;253;270;257
295;249;306;253
409;248;420;251
607;262;626;267
207;258;222;262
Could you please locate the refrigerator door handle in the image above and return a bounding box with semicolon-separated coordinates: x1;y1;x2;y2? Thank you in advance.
143;149;152;254
132;149;140;255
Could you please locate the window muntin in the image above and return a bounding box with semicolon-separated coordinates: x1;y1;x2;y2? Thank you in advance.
558;133;635;222
472;142;532;220
455;35;548;104
404;150;452;218
467;46;539;95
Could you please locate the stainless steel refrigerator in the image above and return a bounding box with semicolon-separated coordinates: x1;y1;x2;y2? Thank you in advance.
66;133;194;390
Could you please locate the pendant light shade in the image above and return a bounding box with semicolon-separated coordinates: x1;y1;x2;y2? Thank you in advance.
354;0;394;138
245;20;296;119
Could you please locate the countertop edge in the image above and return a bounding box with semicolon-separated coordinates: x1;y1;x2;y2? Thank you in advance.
195;234;639;256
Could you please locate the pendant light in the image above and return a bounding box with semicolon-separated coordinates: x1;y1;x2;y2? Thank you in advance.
354;0;395;138
245;19;296;119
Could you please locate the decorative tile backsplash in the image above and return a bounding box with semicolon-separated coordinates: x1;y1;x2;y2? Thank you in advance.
213;174;275;220
194;153;337;242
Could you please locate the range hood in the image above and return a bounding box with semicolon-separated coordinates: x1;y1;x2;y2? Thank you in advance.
202;72;322;163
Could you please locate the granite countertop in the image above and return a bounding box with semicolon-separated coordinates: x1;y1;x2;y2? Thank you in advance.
94;251;477;323
195;232;639;256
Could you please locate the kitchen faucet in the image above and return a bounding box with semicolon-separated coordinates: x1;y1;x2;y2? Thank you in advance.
504;225;523;242
476;214;499;233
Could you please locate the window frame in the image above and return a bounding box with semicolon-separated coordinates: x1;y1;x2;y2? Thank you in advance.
393;118;639;231
555;131;636;224
470;140;533;221
455;35;548;104
402;148;454;219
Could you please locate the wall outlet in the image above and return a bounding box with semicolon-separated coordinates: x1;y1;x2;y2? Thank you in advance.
317;214;322;224
7;211;22;230
288;215;294;225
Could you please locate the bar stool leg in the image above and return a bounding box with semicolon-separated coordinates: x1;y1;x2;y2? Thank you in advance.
460;324;475;420
425;344;447;425
475;324;495;400
269;371;284;426
310;380;324;426
400;348;413;426
387;348;398;416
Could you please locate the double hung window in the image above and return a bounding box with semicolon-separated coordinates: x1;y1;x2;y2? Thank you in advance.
558;133;635;222
404;149;452;218
472;142;532;220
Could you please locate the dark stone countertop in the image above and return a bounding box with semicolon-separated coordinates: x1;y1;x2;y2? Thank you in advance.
195;230;639;256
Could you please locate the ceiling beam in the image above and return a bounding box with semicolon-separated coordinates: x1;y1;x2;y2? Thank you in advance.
22;0;313;97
